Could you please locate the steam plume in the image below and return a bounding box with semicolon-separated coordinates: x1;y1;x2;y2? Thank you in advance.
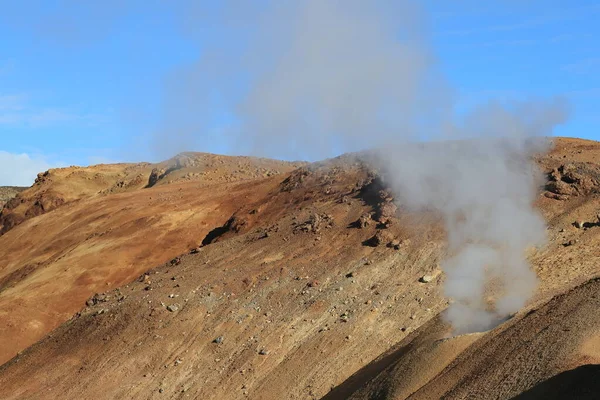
163;0;568;332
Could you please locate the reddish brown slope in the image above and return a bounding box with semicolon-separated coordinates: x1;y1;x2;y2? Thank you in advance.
0;155;450;399
0;152;304;234
1;138;600;399
0;154;302;366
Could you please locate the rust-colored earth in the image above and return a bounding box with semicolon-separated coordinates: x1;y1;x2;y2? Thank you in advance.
1;138;599;399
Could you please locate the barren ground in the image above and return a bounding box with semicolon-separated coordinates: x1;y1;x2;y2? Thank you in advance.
0;138;599;399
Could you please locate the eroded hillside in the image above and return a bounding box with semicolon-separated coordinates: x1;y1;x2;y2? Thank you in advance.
0;138;599;399
0;153;304;235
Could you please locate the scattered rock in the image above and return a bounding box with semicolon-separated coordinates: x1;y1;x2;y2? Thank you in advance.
294;213;334;234
167;304;179;312
363;230;394;247
86;293;109;306
563;239;578;247
544;192;570;201
213;336;224;344
345;272;354;278
354;213;371;229
375;201;397;225
388;239;401;250
420;275;435;283
258;349;269;356
170;257;181;266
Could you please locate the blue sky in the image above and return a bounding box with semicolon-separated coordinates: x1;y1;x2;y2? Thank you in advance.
0;0;598;185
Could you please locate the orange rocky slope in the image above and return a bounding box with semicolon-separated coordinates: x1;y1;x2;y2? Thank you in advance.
0;153;304;366
0;152;302;234
0;138;599;399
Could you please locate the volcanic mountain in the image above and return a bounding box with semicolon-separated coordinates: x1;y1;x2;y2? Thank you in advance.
0;138;599;399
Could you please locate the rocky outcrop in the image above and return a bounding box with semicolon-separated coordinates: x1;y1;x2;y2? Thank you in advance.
545;163;600;198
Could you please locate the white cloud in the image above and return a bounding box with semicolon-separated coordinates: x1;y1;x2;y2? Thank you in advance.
0;92;107;128
0;151;59;186
0;94;27;111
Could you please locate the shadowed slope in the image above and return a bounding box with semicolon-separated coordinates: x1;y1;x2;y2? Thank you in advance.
511;364;600;400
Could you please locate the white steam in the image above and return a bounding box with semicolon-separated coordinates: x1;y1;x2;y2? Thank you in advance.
164;0;568;332
377;103;566;332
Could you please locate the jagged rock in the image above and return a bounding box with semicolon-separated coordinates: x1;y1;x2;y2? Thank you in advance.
356;213;371;229
213;336;224;344
375;201;397;225
86;293;109;306
294;213;333;234
363;230;394;247
388;239;402;250
167;304;179;312
546;163;600;197
280;168;311;192
147;168;164;188
574;221;584;229
546;180;575;196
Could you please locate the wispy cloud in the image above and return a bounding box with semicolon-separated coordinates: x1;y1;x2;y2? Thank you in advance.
562;57;600;75
0;94;27;111
0;93;107;128
548;33;588;43
0;151;64;186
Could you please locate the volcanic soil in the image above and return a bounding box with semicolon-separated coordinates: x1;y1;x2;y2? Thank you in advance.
0;138;599;399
